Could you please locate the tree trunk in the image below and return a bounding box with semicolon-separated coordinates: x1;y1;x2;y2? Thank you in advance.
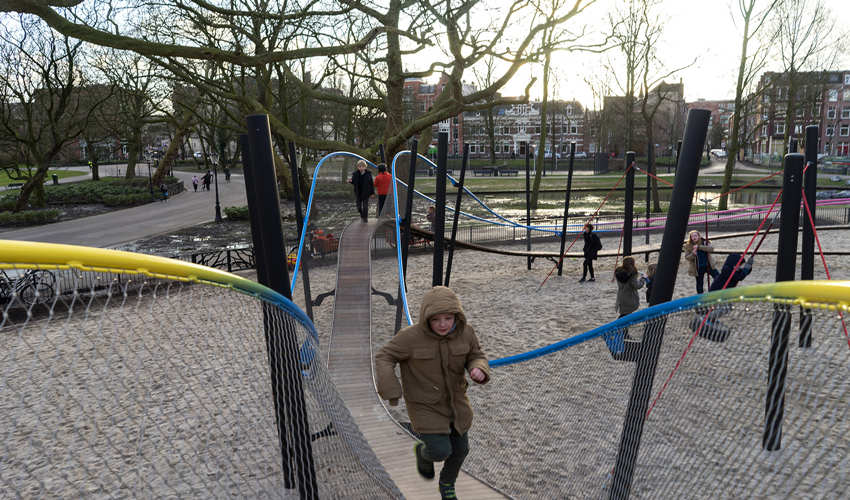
531;48;552;209
125;130;141;179
13;164;49;211
486;107;496;164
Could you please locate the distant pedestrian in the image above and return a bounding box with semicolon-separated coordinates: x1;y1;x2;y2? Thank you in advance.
644;262;657;304
349;160;374;222
426;206;436;233
373;164;392;216
202;170;212;191
223;167;231;182
159;183;169;202
579;223;602;282
192;175;199;192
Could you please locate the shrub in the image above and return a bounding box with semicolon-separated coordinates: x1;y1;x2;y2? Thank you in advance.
0;209;60;226
102;192;155;207
224;205;250;220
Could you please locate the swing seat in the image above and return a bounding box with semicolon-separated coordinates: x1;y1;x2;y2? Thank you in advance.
690;315;731;343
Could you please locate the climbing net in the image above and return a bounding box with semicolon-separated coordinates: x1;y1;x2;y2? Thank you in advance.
465;281;850;498
0;241;401;499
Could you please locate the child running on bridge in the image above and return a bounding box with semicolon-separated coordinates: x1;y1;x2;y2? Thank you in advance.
375;286;490;500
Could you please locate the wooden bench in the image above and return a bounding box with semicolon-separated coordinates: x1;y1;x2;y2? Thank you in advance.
499;169;519;176
472;167;496;176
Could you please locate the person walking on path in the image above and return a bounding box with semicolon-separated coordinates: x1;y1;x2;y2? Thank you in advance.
349;160;374;222
615;256;646;318
683;230;718;294
375;286;490;500
159;183;169;202
373;163;392;217
192;175;199;192
579;223;602;282
202;170;212;192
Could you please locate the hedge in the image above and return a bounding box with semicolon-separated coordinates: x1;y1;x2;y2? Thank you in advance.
0;209;60;226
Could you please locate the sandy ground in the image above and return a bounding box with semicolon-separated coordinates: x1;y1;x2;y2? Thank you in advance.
285;225;850;498
2;225;848;499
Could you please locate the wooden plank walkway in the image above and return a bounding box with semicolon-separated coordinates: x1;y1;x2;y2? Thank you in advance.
327;220;505;500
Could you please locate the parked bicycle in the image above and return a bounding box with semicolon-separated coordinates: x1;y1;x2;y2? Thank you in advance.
0;269;56;306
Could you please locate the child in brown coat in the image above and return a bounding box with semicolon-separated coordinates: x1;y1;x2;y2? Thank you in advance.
375;286;490;500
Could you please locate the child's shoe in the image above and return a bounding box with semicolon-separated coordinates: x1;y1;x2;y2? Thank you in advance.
439;482;457;499
578;278;586;283
414;442;434;480
588;277;595;282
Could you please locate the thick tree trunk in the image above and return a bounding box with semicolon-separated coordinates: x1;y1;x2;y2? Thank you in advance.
124;131;141;179
13;164;49;211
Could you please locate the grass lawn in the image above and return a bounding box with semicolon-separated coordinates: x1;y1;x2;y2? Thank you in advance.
0;168;86;187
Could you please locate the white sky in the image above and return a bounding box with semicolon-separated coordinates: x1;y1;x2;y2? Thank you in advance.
499;0;850;108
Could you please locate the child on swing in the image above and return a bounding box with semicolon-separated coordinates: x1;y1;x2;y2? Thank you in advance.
691;253;755;341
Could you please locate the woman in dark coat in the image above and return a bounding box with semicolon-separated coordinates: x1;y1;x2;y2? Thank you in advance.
349;160;374;222
579;223;603;282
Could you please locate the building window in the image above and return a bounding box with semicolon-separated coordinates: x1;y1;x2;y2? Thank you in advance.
827;106;836;119
794;124;803;134
843;108;850;119
761;125;768;136
570;126;578;134
845;74;850;85
775;123;785;134
840;124;850;137
844;90;850;101
796;108;804;118
826;125;834;136
828;89;838;102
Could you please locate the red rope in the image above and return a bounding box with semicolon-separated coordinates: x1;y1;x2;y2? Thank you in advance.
801;184;850;348
645;189;783;419
537;163;635;290
633;165;674;186
709;169;784;202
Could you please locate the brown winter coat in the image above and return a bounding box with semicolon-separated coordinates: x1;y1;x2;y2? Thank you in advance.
683;237;716;276
375;286;490;435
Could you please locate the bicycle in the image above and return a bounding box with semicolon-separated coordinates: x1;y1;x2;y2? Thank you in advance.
0;269;56;306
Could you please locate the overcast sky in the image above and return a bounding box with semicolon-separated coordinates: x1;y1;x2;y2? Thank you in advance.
499;0;850;107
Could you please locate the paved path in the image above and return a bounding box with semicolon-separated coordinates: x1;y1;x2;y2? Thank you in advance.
0;164;246;248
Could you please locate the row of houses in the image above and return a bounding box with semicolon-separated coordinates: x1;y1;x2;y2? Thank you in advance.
405;69;850;162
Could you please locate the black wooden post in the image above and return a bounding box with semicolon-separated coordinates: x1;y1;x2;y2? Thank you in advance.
525;144;532;270
645;142;652;261
244;115;318;498
287;141;314;321
395;140;418;334
433;132;448;286
799;125;818;348
763;153;803;451
445;143;469;287
623;151;636;256
558;143;576;276
609;109;711;500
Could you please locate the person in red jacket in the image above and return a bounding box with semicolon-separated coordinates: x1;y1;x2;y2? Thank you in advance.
373;163;392;217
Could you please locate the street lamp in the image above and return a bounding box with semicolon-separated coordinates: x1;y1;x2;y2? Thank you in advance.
147;158;154;199
213;156;222;222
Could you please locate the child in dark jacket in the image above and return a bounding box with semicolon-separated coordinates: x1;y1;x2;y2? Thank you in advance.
579;223;603;282
349;160;374;222
692;253;755;342
708;253;754;291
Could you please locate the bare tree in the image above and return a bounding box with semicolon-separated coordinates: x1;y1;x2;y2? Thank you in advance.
0;13;107;210
2;0;597;164
772;0;839;153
